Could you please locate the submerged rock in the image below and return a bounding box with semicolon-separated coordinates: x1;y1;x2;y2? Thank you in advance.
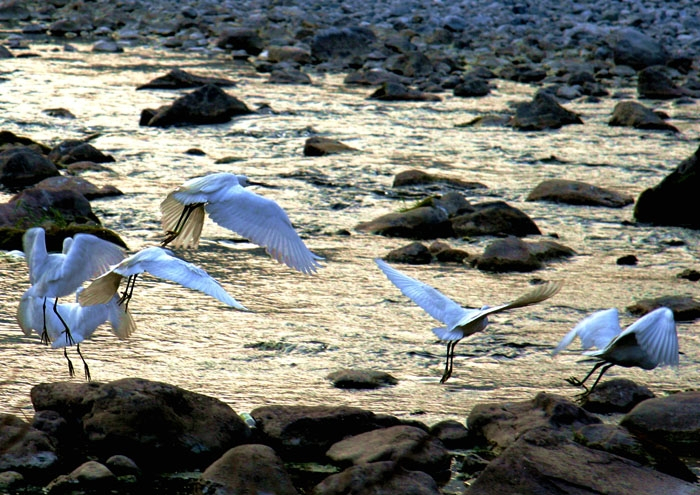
527;178;635;207
609;101;679;132
511;91;583;130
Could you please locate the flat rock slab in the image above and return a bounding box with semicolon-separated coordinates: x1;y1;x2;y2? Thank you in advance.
527;179;634;207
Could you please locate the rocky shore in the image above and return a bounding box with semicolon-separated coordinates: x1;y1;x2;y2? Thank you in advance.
0;377;699;494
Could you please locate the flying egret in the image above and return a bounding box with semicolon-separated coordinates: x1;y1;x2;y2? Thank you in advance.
553;307;678;397
78;246;248;313
17;289;135;380
20;227;125;345
375;259;561;383
160;172;323;275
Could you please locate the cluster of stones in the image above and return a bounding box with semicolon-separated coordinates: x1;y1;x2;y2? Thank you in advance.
0;377;698;494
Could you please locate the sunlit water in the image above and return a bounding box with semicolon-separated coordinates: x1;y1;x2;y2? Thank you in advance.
1;42;699;427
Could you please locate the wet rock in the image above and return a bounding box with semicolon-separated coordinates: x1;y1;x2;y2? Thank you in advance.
31;378;250;471
355;206;453;240
637;66;691;100
200;444;299;495
429;420;469;449
344;69;410;86
142;84;252;127
428;240;471;264
610;28;668;70
33;176;123;200
0;188;100;230
617;254;638;265
456;114;512;128
269;67;313;85
49;17;92;37
621;391;700;457
634;144;700;229
453;77;491;97
303;137;357;157
42;108;76;119
526;238;576;261
392;169;486;190
451;201;541;238
136;68;237;90
475;236;543;273
511;91;583;130
327;369;398;389
383;242;432;264
310;27;376;63
0;131;50;154
499;64;547;83
0;471;23;490
64;161;116;175
467;392;601;452
250;405;379;461
266;45;311;65
384;52;434;79
46;460;115;494
627;295;700;321
465;427;696;494
312;461;441;495
527;178;634;207
609;101;679;132
326;425;450;478
0;414;58;476
0;147;60;191
104;455;141;477
368;82;442;102
574;423;697;482
677;269;700;282
92;40;123;53
215;27;263;55
579;378;654;413
48;140;115;167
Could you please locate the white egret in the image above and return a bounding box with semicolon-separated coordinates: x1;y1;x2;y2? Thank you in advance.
17;289;135;380
375;259;561;383
20;227;125;345
160;172;323;275
78;246;248;312
553;307;678;396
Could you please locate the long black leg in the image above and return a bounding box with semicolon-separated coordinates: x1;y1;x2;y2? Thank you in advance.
52;298;75;346
440;342;456;384
587;363;615;393
41;298;49;345
161;203;201;247
75;344;91;382
63;348;75;377
118;274;138;310
566;360;607;388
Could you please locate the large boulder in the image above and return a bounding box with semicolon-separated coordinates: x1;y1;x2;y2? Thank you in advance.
310;27;376;63
451;201;541;237
0;147;60;191
527;179;634;207
136;68;236;90
33;176;123;200
0;414;58;478
313;461;441;495
634;145;700;229
637;66;692;100
0;187;100;229
30;378;250;471
355;206;453;239
511;91;583;131
610;28;668;70
215;27;264;55
608;101;679;132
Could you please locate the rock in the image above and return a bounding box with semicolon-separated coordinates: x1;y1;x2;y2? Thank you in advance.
0;471;23;490
453;77;491;97
0;224;125;252
392;169;486;190
428;240;471;264
0;188;101;229
0;414;58;476
637;66;691;100
30;378;250;471
92;40;123;53
677;269;700;282
456;114;512;128
48;141;115;166
0;131;50;154
355;206;452;239
46;460;116;493
451;201;541;238
634;145;700;229
574;423;697;482
0;147;60;191
250;405;380;460
579;378;654;413
617;254;638;265
310;27;376;63
312;461;441;495
368;82;442;102
303;137;357;157
136;68;237;90
511;91;583;130
610;28;668;70
609;100;679;132
42;108;76;119
104;455;141;477
142;84;252;127
200;444;299;495
266;45;311;65
215;27;263;55
621;391;700;457
526;238;576;261
429;420;469;449
383;242;432;264
465;427;697;494
344;69;409;86
33;176;123;200
384;52;434;79
269;67;313;85
327;369;398;389
467;392;601;452
475;236;543;273
627;295;700;321
326;425;450;478
527;179;635;207
499;64;547;83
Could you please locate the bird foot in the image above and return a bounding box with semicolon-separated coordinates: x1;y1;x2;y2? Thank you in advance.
161;231;178;248
66;359;75;378
83;364;91;382
565;376;585;387
439;372;452;384
40;330;50;346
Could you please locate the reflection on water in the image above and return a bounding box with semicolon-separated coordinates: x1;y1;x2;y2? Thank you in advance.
0;43;698;425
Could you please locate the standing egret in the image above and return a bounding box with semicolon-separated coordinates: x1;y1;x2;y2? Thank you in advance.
375;259;561;383
20;227;125;345
78;246;248;312
160;172;323;274
553;307;678;397
17;289;135;380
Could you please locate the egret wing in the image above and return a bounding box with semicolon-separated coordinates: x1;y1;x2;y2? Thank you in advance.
160;194;206;249
621;307;678;367
375;259;470;328
205;188;322;274
23;228;47;285
16;294;42;336
553;308;621;355
55;234;125;292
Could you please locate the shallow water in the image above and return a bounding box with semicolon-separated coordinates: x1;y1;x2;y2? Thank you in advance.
1;42;699;426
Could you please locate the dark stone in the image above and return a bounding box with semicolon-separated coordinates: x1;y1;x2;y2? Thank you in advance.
269;68;313;85
617;254;638;266
511;91;583;130
355;206;453;240
327;369;398;389
33;176;123;200
303;137;357;157
368;82;442;102
453;77;491;97
627;295;700;322
677;269;700;282
527;179;634;207
215;27;264;55
429;420;469;449
451;201;541;238
609;101;679;132
476;236;543;273
0;147;60;191
0;414;58;477
611;28;668;70
312;461;441;495
383;242;432;264
0;188;101;230
392;169;486;190
136;68;236;90
637;66;691;100
311;27;377;62
580;378;654;413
